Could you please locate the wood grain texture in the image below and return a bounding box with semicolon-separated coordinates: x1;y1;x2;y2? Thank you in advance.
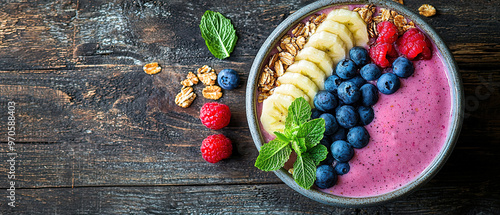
0;0;499;213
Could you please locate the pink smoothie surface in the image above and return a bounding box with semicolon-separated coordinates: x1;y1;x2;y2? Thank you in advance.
255;5;452;198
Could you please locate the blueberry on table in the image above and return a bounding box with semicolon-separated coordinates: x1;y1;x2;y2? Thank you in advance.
315;165;338;189
336;59;357;79
334;162;350;175
311;108;322;119
330;140;354;162
314;90;338;112
320;113;339;135
336;105;358;129
392;56;415;78
377;73;401;95
331;127;347;141
349;46;370;67
324;75;343;95
358;106;375;125
347;75;366;88
347;126;370;149
360;83;379;106
337;81;360;104
217;69;240;90
360;63;381;81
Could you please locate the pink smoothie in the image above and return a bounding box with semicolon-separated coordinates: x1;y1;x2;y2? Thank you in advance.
256;5;452;198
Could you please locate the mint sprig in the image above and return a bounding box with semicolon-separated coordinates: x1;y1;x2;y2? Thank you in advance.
255;97;328;189
199;10;238;59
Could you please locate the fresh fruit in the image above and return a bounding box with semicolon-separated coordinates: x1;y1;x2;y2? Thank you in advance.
305;31;347;65
347;76;366;88
217;69;240;90
334;162;350;175
320;113;339;135
324;75;343;95
286;60;326;90
277;72;319;107
326;9;369;47
376;21;398;44
316;20;355;51
360;63;382;81
314;90;338;112
273;84;311;104
392;56;415;78
320;135;332;148
396;28;432;60
331;127;347;141
349;46;370;66
369;42;398;68
201;134;233;163
337;81;361;104
377;73;401;95
311;108;322;119
200;102;231;130
358;106;375;126
261;93;295;133
321;152;335;166
315;164;338;189
330;140;354;162
360;83;379;106
335;59;357;79
295;47;334;76
336;105;358;128
347;126;370;149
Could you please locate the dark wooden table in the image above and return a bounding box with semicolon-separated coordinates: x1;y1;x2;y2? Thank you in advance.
0;0;499;214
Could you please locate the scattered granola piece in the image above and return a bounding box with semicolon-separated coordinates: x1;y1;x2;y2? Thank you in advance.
393;0;403;4
197;65;217;86
143;62;161;75
202;85;223;100
181;72;199;87
175;86;196;108
419;4;436;17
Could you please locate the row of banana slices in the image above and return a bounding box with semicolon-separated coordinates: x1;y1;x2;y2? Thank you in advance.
261;9;369;134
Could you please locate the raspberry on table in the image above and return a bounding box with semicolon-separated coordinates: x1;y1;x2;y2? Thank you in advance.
396;28;432;60
376;21;398;44
201;134;233;163
200;102;231;130
369;43;398;68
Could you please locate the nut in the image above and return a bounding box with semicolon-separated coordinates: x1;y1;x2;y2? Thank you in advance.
197;65;217;86
202;85;223;100
181;72;199;87
143;62;161;75
419;4;436;17
175;86;196;108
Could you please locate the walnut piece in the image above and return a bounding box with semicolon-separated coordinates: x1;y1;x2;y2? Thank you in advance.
143;62;161;75
175;86;196;108
419;4;436;17
202;85;223;100
197;65;217;86
181;72;199;87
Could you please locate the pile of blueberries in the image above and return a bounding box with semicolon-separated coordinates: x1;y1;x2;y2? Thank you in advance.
313;47;415;189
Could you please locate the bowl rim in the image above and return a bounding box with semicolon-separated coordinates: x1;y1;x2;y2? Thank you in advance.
245;0;464;207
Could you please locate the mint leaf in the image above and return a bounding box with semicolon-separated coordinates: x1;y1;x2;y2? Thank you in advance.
304;144;328;166
291;138;307;156
274;131;290;143
297;118;325;149
199;10;238;59
255;139;292;171
285;97;311;131
293;155;316;189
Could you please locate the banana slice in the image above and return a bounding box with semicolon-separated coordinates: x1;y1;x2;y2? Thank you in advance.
277;72;318;107
261;93;295;134
295;47;334;77
316;20;355;51
273;84;311;103
304;31;347;65
326;9;369;47
286;60;326;90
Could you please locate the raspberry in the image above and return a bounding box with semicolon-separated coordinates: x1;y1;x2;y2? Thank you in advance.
369;43;398;68
201;134;233;163
200;102;231;130
376;21;398;44
396;28;432;60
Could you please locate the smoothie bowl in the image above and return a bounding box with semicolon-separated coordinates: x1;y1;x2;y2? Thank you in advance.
246;0;464;207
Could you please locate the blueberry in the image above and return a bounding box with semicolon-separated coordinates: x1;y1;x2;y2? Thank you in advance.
314;91;338;112
315;165;338;189
320;135;332;148
392;56;414;78
336;59;357;79
358;106;375;125
336;105;358;128
360;83;379;106
217;69;240;90
337;81;360;104
334;99;345;114
347;75;366;88
331;127;347;141
324;75;343;95
377;73;401;95
330;140;354;162
320;152;335;166
311;108;323;119
320;113;339;135
347;126;370;149
334;162;350;175
349;47;370;67
360;63;382;81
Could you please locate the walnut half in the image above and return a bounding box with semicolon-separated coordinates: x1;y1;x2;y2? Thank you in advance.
419;4;436;17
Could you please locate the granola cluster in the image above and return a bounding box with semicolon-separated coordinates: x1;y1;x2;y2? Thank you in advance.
175;65;224;108
258;13;326;103
419;4;436;17
143;62;162;75
354;5;416;38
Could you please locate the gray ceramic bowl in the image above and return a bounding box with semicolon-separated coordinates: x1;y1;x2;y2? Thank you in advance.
246;0;464;207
